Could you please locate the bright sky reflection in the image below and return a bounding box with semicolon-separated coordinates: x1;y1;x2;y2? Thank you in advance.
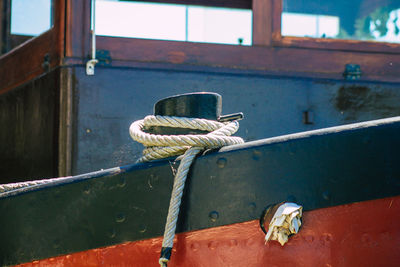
11;0;52;35
95;0;252;45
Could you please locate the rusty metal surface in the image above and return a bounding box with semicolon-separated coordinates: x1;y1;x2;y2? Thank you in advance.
16;196;400;267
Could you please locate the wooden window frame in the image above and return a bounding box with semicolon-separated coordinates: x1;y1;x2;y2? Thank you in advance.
1;0;400;94
65;0;400;83
271;0;400;54
0;0;65;94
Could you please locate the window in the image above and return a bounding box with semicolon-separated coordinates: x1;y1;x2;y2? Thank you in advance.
282;0;400;43
95;0;252;45
1;0;53;55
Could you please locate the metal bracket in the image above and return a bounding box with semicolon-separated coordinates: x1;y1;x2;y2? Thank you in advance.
42;53;50;72
343;64;362;80
86;59;98;75
86;0;97;76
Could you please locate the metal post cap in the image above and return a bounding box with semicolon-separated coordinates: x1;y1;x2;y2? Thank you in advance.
154;92;222;120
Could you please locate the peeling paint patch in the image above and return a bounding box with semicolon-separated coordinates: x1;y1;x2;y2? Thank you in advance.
334;85;400;121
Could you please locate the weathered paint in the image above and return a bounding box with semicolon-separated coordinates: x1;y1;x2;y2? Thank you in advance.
1;66;400;179
16;196;400;267
2;116;400;266
73;66;400;174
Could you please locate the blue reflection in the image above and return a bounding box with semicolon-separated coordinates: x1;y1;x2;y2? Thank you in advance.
11;0;52;36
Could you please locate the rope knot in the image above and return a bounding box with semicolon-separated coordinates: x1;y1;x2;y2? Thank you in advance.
130;115;244;162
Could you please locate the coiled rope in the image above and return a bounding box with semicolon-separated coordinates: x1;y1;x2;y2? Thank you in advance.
129;115;244;267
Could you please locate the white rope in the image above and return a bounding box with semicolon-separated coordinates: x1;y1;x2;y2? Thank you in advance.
130;115;243;162
0;176;73;193
129;115;244;266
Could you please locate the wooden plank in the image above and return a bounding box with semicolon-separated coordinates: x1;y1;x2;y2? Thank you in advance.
252;0;272;46
275;36;400;53
122;0;252;9
88;36;400;83
0;0;65;94
0;31;56;94
271;0;282;40
0;70;59;183
65;0;91;58
58;68;74;177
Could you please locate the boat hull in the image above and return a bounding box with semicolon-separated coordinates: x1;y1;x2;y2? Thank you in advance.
17;196;400;267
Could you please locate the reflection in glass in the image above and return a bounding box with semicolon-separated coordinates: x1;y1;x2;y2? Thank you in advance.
0;0;53;55
282;0;400;43
11;0;52;36
96;0;252;45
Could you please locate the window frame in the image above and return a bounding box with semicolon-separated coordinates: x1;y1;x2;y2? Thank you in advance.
65;0;400;83
1;0;400;94
0;0;65;94
271;0;400;54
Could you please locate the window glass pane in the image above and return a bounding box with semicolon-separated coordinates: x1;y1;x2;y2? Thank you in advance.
0;0;53;55
11;0;52;36
96;0;252;45
282;0;400;43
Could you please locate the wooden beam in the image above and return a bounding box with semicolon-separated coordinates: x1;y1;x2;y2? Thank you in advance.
252;0;272;46
271;0;282;40
0;0;65;94
66;0;91;58
122;0;252;9
74;36;400;83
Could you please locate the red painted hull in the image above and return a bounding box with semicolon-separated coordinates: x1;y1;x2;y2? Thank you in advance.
18;196;400;267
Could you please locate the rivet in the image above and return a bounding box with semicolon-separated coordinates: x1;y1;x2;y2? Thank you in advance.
190;243;200;251
304;235;314;243
53;239;60;248
209;211;219;222
86;128;91;133
117;176;126;188
248;202;256;216
107;228;116;238
323;234;332;242
139;224;147;233
83;185;90;194
208;241;218;250
217;158;227;168
322;191;330;201
246;238;255;246
229;239;238;247
115;212;126;223
252;150;261;160
321;233;332;246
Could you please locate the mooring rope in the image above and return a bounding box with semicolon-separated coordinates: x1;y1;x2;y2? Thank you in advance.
0;114;243;267
129;115;244;266
0;176;72;193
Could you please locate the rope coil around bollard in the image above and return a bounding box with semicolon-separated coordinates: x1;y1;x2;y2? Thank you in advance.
129;115;244;266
